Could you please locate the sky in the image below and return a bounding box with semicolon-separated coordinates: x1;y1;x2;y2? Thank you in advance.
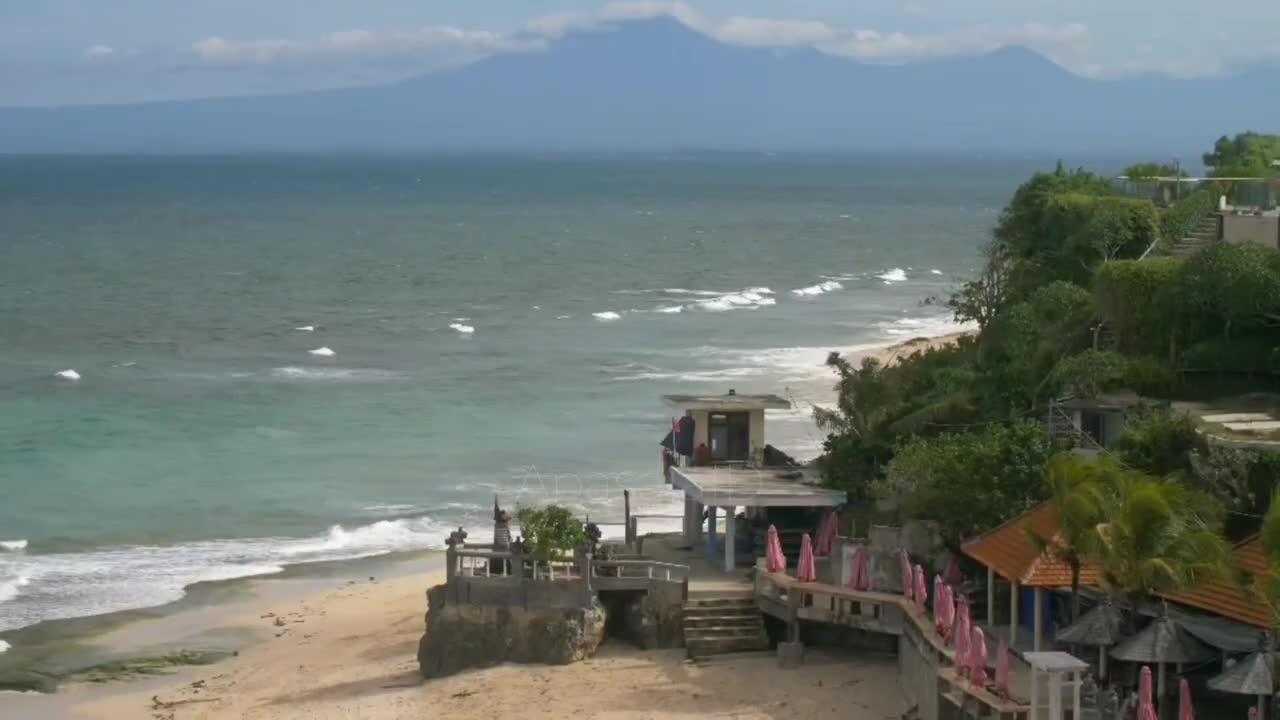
2;0;1276;106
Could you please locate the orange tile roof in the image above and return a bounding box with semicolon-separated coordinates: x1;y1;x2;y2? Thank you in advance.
962;502;1100;588
1160;536;1272;628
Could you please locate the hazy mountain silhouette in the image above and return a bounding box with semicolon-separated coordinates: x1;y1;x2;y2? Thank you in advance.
1;18;1274;154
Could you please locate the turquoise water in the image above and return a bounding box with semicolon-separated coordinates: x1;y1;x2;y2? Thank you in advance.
0;154;1021;638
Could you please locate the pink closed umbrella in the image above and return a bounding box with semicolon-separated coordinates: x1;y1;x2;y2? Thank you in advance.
815;511;838;557
953;611;970;678
944;554;964;586
901;549;913;599
1139;666;1159;720
765;525;785;572
933;575;944;628
914;565;928;616
797;533;817;582
1249;708;1260;720
970;626;989;685
938;584;955;641
953;593;971;648
848;545;871;591
1178;677;1194;720
995;640;1010;699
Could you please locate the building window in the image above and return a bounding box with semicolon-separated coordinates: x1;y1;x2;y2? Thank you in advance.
708;412;750;462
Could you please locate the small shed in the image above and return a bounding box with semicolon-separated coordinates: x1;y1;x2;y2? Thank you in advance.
1052;392;1145;450
662;391;790;466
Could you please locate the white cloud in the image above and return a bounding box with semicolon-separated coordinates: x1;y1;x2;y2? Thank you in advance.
83;45;116;60
190;26;541;67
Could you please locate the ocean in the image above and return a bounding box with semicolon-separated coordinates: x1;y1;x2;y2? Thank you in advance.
0;153;1024;643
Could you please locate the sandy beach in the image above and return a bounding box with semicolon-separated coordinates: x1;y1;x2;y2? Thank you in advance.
25;566;903;720
2;332;963;720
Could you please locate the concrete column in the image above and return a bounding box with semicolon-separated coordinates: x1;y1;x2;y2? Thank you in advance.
1010;580;1020;646
987;567;996;624
682;496;694;545
1049;672;1062;720
1033;587;1044;651
723;505;736;572
693;501;704;543
707;506;717;562
1072;670;1082;720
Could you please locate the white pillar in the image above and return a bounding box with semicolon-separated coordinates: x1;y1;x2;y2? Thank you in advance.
723;505;736;572
987;567;997;624
1010;580;1020;646
1072;670;1082;720
1031;667;1040;720
1049;672;1062;720
1033;587;1044;651
692;501;704;543
707;506;717;561
682;496;694;545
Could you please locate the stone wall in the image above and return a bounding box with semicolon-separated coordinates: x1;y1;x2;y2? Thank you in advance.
610;590;684;650
418;584;607;679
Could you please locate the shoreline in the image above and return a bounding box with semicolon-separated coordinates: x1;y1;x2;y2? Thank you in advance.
0;329;966;717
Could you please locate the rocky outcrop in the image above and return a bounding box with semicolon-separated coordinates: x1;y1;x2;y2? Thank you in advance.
617;592;684;650
417;585;606;679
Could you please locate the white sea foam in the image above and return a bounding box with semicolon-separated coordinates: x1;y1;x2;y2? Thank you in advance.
791;280;844;297
555;315;572;320
55;369;80;381
878;315;976;338
0;639;9;654
0;541;27;552
448;323;476;334
308;347;335;356
877;268;908;283
269;367;402;382
654;305;684;314
293;325;315;332
0;515;482;634
593;311;622;321
694;287;775;312
930;269;943;275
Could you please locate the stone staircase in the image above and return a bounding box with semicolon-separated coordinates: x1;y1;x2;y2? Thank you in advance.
682;597;769;658
1170;214;1219;258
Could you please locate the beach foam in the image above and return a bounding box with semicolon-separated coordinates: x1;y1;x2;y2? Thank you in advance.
878;315;975;338
0;639;9;654
0;540;27;552
448;323;476;334
0;515;480;633
791;280;844;297
654;305;684;314
308;347;335;356
269;367;402;382
930;269;943;275
877;268;908;283
293;325;315;332
694;287;775;312
592;311;622;321
55;369;80;381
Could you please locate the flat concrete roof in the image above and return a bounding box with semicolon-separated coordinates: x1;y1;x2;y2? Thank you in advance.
661;393;791;411
669;465;845;508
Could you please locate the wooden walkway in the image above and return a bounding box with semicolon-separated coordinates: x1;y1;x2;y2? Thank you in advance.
755;568;1031;720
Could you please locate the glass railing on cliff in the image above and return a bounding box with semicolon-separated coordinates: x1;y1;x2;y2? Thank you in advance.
1112;176;1279;211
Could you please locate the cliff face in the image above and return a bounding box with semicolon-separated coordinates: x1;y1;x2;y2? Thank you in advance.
417;584;606;679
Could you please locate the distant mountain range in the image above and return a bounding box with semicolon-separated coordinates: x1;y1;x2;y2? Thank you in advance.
2;19;1276;154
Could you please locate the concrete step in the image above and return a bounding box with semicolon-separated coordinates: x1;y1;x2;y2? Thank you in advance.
685;634;769;658
683;598;755;610
685;626;766;638
686;614;762;625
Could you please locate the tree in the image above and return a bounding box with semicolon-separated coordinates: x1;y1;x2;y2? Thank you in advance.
515;505;588;560
1176;242;1280;341
1091;473;1228;628
1122;162;1187;179
1202;132;1280;177
1114;409;1206;479
1027;453;1110;621
880;421;1052;548
951;239;1013;331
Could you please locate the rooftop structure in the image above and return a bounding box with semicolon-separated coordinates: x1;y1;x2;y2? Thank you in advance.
1157;535;1270;628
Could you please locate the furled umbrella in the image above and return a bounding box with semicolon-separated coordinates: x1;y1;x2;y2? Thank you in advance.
943;554;964;587
815;510;838;557
901;549;913;600
995;640;1011;700
848;545;871;591
1249;708;1260;720
797;533;818;582
933;575;946;634
1208;633;1273;718
765;525;786;573
1139;666;1159;720
954;598;971;678
1057;600;1124;682
914;565;928;616
1178;677;1194;720
970;626;990;685
1112;607;1214;705
938;584;955;642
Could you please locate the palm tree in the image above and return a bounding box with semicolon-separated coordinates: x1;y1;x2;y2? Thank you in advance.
1256;494;1280;720
1092;472;1229;630
1027;453;1110;622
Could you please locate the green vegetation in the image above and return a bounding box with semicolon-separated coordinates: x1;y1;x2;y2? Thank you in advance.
1028;454;1109;620
816;131;1280;564
1122;162;1187;179
1203;132;1280;177
515;505;588;559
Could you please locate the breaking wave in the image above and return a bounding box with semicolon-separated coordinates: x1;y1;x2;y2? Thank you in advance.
791;280;843;297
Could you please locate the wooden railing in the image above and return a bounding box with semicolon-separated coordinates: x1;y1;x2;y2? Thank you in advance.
443;545;689;607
